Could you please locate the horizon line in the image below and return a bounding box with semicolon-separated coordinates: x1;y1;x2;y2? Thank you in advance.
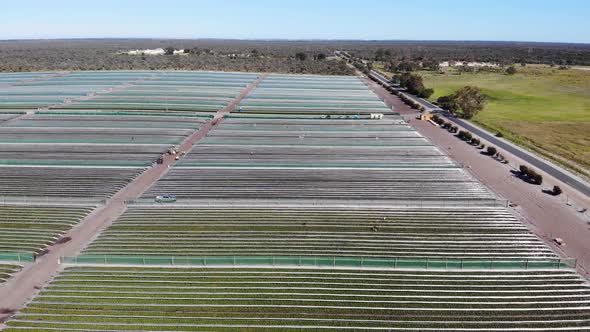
1;37;589;46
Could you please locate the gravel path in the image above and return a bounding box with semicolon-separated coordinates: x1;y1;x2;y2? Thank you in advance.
0;74;267;323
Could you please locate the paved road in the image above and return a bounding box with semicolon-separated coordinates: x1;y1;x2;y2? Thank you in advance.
444;114;590;197
369;69;590;198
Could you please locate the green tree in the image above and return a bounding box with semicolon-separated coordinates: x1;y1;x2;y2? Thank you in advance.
505;65;517;75
295;52;307;61
454;86;487;119
164;47;175;55
420;88;434;99
396;72;433;98
436;95;458;112
374;48;386;61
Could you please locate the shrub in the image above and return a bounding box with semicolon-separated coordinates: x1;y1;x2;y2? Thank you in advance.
522;167;543;185
528;168;537;178
419;88;434;99
495;132;504;138
479;144;485;149
450;125;458;133
553;185;562;195
487;146;497;156
471;138;480;145
457;130;473;141
532;173;543;185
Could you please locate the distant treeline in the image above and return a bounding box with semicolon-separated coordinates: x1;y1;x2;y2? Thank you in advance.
0;39;588;74
0;39;354;75
348;40;590;66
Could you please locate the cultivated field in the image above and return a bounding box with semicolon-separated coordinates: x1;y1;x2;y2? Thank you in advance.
82;206;556;259
0;205;93;255
145;91;493;202
0;112;211;167
142;167;494;202
181;115;449;168
238;74;391;115
0;71;257;112
1;70;589;331
4;267;590;331
0;166;142;200
420;66;590;175
0;264;21;286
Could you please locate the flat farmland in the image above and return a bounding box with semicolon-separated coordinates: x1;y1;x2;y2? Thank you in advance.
0;205;93;254
0;264;21;286
0;71;258;112
420;66;590;174
182;115;452;168
141;167;494;202
238;74;392;115
0;166;142;199
0;112;211;166
1;70;589;332
83;206;557;259
4;267;590;331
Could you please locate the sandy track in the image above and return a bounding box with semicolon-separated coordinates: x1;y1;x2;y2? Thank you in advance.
0;74;267;323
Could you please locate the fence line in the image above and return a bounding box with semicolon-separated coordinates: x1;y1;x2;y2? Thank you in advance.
126;198;508;208
60;255;577;270
0;196;104;205
0;252;35;263
0;197;509;208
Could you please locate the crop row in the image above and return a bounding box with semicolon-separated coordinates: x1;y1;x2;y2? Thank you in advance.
5;267;590;330
0;166;143;199
0;263;21;284
0;205;94;254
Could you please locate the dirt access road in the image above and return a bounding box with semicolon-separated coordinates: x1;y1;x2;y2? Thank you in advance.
364;76;590;279
0;74;267;323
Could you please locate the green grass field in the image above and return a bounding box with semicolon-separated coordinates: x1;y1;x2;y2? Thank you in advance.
418;66;590;175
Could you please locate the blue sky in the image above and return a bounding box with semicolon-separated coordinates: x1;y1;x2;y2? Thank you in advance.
1;0;588;43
